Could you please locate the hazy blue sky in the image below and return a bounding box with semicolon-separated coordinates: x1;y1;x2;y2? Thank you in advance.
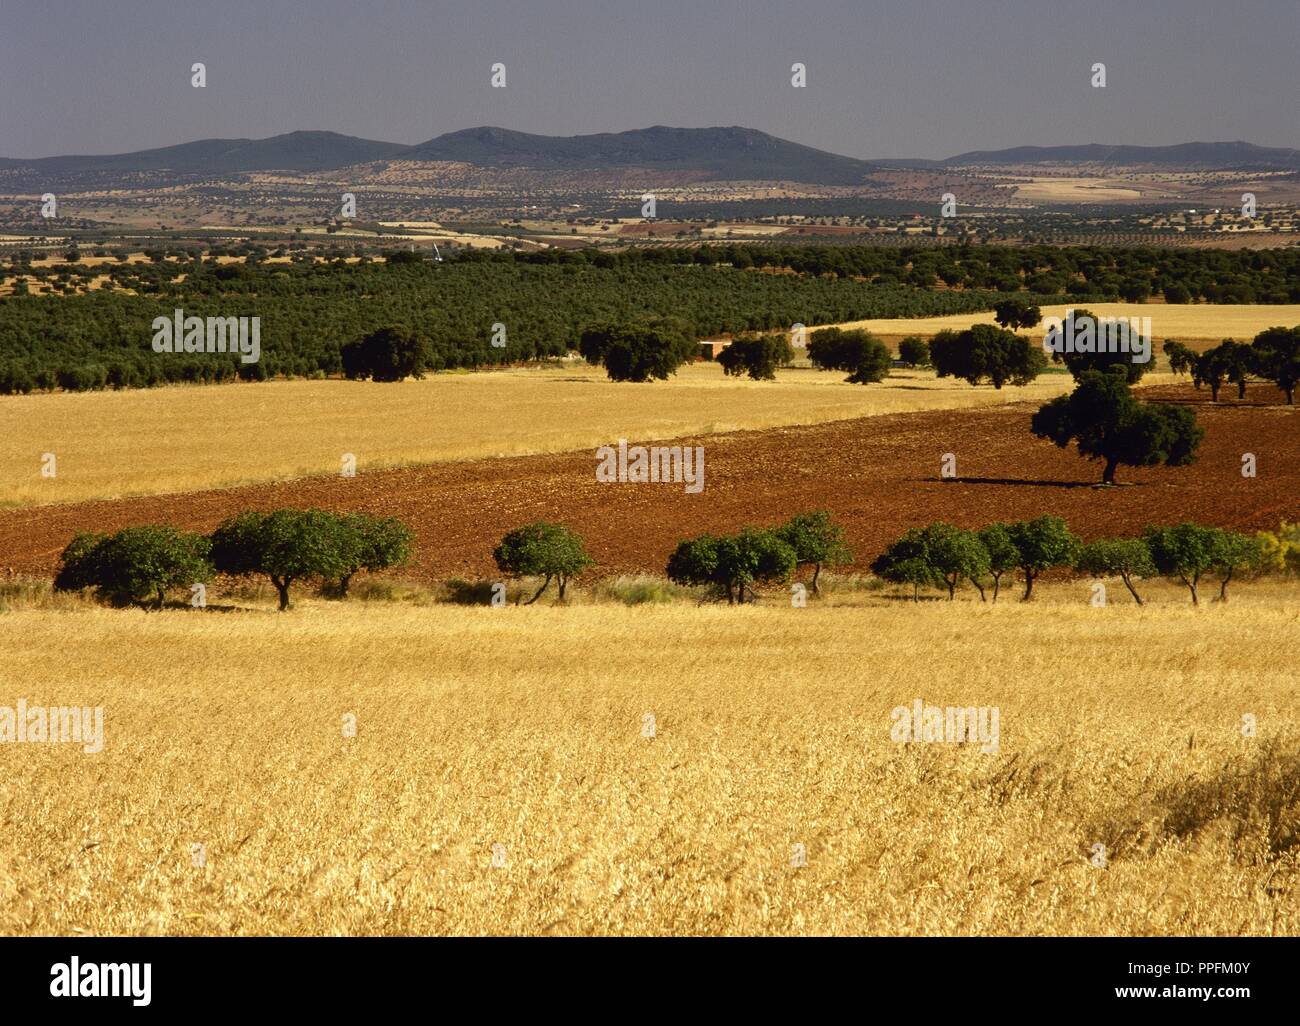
2;0;1296;159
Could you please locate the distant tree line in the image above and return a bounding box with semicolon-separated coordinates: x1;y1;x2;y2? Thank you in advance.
1165;327;1300;404
0;249;1028;394
7;241;1300;395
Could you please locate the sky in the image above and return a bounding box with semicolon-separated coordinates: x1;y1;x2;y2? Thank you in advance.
1;0;1296;160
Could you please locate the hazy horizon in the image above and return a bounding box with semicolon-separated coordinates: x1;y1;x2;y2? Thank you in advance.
2;0;1297;160
4;123;1299;165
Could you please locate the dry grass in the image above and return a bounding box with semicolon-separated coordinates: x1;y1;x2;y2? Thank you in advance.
1;579;1296;936
0;362;1088;508
838;302;1300;343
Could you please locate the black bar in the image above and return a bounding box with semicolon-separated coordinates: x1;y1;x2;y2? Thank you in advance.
0;937;1290;1014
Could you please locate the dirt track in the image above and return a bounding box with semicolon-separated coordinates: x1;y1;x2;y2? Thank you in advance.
3;383;1296;580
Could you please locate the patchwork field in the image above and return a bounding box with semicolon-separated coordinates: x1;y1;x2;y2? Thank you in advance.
0;363;1089;508
837;303;1300;343
1;381;1293;581
1;586;1296;936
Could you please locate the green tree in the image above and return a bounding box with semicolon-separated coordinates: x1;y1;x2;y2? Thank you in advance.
897;335;931;368
578;321;697;383
341;325;430;382
1046;309;1150;384
1074;538;1155;605
993;298;1042;331
1030;368;1203;484
921;522;992;601
493;521;593;603
716;333;795;381
54;525;212;609
870;528;942;602
666;528;796;604
774;510;851;594
211;509;352;610
1209;530;1263;602
1196;340;1252;401
336;514;415;597
665;533;724;597
53;532;108;592
807;327;892;384
977;523;1020;603
1007;516;1080;601
930;323;1047;389
1250;326;1300;405
1162;340;1196;378
1143;523;1221;605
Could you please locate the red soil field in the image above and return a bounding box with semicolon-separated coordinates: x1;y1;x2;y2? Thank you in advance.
2;383;1296;582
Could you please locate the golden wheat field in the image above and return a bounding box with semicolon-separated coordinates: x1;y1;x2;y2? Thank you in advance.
838;302;1300;343
1;580;1296;936
0;362;1092;508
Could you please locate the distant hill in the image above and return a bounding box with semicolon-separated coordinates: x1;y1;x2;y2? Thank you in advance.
4;129;1298;187
0;131;408;176
911;140;1300;169
0;126;879;185
402;125;880;184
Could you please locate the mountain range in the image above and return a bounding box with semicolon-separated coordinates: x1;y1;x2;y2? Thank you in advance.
4;127;1299;184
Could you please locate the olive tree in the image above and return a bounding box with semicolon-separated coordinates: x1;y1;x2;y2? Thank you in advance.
1074;538;1155;605
336;513;415;597
1209;530;1263;602
54;525;213;610
977;523;1020;603
923;522;992;601
493;520;593;603
774;510;851;594
210;508;352;610
1143;523;1220;605
1007;516;1081;601
666;527;796;604
871;528;942;602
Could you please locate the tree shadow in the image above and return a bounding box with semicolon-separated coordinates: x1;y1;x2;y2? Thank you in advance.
930;476;1107;489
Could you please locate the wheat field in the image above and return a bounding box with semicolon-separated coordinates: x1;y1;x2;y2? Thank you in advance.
1;581;1296;936
0;362;1089;508
839;302;1300;343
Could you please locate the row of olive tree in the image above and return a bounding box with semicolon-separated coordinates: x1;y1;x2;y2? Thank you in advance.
666;511;851;603
55;510;413;610
872;516;1264;605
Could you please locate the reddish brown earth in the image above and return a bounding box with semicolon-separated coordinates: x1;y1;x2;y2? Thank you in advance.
2;383;1296;581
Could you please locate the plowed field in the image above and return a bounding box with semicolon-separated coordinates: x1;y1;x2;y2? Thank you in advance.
2;383;1295;580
